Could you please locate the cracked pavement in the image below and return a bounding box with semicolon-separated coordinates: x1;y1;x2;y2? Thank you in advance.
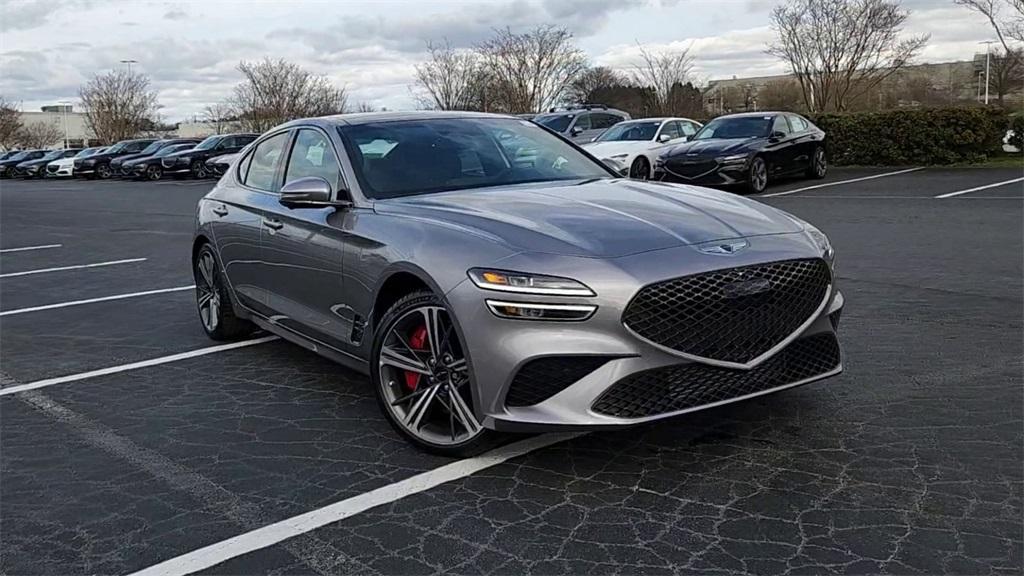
1;170;1021;575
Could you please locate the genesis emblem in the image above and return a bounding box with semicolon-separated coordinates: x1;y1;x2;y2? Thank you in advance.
697;240;749;255
722;277;772;299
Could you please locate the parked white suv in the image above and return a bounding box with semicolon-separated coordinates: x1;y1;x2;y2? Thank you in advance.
582;117;702;179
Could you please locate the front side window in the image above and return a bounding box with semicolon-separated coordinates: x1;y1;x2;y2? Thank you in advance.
284;129;342;188
771;116;791;136
679;121;699;137
242;132;289;191
535;113;574;133
572;114;591;131
658;122;682;141
338;117;611;200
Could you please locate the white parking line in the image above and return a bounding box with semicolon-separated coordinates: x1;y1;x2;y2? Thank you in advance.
0;285;195;317
759;167;924;198
129;431;585;576
0;257;147;278
0;336;278;396
0;243;62;253
934;177;1024;199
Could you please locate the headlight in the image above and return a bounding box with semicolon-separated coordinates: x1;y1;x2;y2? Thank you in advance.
716;153;749;164
179;156;191;164
485;300;597;321
28;166;38;172
468;268;595;296
608;153;629;160
805;224;834;261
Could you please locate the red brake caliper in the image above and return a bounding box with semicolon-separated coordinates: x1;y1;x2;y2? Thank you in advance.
404;325;428;391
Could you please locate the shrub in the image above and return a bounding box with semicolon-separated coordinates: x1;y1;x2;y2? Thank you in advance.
1008;114;1023;151
811;108;1008;165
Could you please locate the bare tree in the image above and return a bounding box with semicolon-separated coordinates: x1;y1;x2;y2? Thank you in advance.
630;43;697;116
79;68;160;144
354;102;378;113
414;40;483;110
759;79;806;111
566;66;625;106
0;96;22;150
955;0;1024;49
16;120;63;148
767;0;929;113
477;26;588;113
989;47;1024;104
201;102;236;134
228;58;349;132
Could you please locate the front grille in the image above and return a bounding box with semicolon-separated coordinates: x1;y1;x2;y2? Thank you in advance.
665;159;717;179
623;259;830;364
505;356;614;407
592;333;840;418
46;164;58;173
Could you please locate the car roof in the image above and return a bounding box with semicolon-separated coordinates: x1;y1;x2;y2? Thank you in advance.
291;110;509;128
716;111;789;119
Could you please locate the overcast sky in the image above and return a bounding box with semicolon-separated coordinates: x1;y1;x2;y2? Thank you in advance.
0;0;994;122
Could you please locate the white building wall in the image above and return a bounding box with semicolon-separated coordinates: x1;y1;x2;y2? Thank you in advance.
18;110;96;148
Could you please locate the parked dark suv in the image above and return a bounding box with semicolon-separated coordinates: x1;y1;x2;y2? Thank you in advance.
533;104;630;143
161;133;258;178
111;138;201;177
75;139;157;179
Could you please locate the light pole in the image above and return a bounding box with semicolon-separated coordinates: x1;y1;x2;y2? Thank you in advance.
120;59;138;74
58;100;70;148
980;41;996;105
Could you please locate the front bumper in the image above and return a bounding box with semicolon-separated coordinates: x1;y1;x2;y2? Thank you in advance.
446;236;843;432
654;159;748;186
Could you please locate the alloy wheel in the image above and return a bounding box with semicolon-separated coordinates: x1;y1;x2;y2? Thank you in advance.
147;166;162;181
192;161;208;179
377;305;481;446
97;164;111;179
751;158;767;192
195;251;221;333
629;157;650;180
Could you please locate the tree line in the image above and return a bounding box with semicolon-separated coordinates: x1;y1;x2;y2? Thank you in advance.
1;0;1019;149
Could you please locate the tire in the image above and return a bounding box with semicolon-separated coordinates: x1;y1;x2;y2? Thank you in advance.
96;163;112;179
807;146;827;179
744;156;768;194
146;165;163;181
193;244;255;341
629;157;651;180
192;160;209;179
371;290;498;457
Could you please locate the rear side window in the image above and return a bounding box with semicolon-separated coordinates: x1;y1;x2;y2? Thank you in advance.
590;113;622;130
788;115;809;132
679;121;699;136
242;132;289;191
283;129;342;189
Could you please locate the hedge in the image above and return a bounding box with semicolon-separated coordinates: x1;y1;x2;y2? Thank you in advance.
1008;114;1023;150
810;108;1010;166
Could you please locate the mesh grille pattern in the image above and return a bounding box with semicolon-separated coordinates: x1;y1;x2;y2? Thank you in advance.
505;356;613;407
624;259;830;364
592;333;840;418
665;159;717;179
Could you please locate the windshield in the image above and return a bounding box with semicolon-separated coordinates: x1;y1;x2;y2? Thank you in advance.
194;136;221;151
595;121;660;142
534;114;574;132
7;151;29;161
75;147;99;158
693;116;772;140
40;150;64;161
106;142;129;154
338;117;612;199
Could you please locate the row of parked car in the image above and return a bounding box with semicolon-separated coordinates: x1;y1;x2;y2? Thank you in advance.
526;104;829;193
0;132;258;181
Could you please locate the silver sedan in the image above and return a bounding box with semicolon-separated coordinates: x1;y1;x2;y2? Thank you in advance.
192;111;844;456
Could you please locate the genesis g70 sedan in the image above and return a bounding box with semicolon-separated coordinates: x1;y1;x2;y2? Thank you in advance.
193;112;844;455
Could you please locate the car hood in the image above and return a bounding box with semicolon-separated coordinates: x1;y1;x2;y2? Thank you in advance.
123;155;157;167
664;137;765;159
374;179;803;258
111;153;148;166
19;158;54;168
581;141;657;158
51;157;75;167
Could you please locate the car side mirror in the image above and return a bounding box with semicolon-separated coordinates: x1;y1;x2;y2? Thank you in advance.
769;131;786;141
279;177;351;209
657;134;672;143
570;126;583;136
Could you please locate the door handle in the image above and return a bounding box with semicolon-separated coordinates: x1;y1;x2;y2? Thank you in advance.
263;218;284;230
212;205;228;217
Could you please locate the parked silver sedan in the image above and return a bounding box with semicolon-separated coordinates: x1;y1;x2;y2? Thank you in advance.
192;111;844;455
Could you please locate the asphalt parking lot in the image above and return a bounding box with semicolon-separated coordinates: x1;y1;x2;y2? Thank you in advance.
1;167;1021;576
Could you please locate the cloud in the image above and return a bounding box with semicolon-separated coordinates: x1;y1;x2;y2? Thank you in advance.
0;0;94;32
163;8;187;20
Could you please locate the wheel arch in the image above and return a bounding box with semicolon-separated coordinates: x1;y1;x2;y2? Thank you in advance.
370;265;443;334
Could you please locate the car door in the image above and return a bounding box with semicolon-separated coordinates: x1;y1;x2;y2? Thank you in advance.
259;127;352;350
786;114;819;171
764;115;797;175
211;130;290;315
